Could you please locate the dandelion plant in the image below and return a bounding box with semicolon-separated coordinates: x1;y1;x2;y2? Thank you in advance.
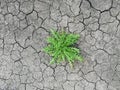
43;29;83;68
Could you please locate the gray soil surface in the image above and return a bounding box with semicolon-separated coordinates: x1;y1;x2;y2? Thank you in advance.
0;0;120;90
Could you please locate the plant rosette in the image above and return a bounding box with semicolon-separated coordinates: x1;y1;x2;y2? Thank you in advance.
43;29;83;68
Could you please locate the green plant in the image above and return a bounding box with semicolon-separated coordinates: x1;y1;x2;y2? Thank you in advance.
43;29;83;68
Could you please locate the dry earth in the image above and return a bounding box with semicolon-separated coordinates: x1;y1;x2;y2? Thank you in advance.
0;0;120;90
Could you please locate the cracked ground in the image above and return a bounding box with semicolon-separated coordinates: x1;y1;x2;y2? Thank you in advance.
0;0;120;90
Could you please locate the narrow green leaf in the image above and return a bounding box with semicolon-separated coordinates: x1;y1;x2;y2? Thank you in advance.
50;58;55;64
77;55;84;62
50;29;59;40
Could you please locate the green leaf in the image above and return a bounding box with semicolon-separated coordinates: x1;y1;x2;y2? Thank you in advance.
77;55;84;62
50;29;59;40
50;58;55;64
